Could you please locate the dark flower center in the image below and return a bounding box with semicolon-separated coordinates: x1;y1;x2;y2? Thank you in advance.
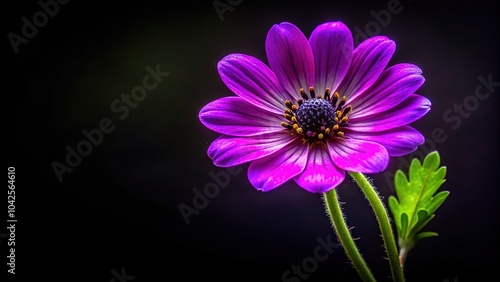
296;98;335;136
281;87;352;143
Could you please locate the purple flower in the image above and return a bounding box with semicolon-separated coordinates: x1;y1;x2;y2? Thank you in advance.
199;21;430;193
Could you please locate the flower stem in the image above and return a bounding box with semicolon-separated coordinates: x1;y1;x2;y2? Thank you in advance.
348;172;405;282
323;188;376;282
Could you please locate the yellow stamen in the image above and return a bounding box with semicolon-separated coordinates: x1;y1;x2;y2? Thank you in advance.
343;105;352;116
300;88;308;100
324;88;331;99
309;86;316;98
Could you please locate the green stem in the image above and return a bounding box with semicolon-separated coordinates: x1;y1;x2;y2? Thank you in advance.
323;188;376;282
348;172;405;282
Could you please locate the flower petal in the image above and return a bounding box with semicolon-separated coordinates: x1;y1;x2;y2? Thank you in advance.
309;21;353;94
294;144;345;193
328;139;389;173
218;54;290;114
199;97;284;137
248;139;308;191
351;64;425;118
336;36;396;103
208;131;297;167
349;94;431;132
266;22;314;98
345;126;425;157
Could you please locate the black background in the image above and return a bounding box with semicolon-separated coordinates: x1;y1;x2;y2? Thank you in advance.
5;0;499;281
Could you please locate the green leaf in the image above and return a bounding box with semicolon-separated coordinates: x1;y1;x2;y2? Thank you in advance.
400;212;409;239
388;196;401;234
416;231;438;240
409;211;434;238
388;151;450;260
426;191;450;215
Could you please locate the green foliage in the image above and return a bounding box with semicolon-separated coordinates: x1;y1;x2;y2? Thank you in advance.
388;151;450;259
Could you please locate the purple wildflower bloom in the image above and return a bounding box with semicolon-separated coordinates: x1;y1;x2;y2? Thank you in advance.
199;21;430;193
